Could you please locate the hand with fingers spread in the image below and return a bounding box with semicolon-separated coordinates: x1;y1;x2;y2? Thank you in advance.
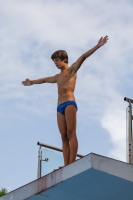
22;78;32;86
97;35;109;48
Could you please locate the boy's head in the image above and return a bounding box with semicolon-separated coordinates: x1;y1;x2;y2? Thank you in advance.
51;50;68;64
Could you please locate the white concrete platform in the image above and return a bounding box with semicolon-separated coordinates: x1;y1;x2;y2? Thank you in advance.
1;153;133;200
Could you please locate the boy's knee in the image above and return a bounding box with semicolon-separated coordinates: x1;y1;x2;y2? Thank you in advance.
61;134;69;142
67;129;75;139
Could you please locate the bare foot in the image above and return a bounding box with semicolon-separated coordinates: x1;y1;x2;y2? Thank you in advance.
53;166;63;171
53;168;58;171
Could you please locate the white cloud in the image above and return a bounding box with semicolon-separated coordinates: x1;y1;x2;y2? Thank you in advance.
101;97;126;161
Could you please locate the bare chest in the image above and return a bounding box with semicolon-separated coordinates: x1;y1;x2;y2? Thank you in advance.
57;72;76;86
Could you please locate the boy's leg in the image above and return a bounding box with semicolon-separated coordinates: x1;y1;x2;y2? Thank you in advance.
57;112;70;165
65;105;78;164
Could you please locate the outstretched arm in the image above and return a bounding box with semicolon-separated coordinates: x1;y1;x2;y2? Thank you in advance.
70;35;109;74
22;74;58;86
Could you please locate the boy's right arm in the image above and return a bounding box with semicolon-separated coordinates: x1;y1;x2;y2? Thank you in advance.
22;74;58;86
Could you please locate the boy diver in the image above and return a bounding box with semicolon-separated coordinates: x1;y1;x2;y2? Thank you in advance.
22;36;108;165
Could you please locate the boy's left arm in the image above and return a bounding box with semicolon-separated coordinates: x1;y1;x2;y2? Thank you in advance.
70;35;109;74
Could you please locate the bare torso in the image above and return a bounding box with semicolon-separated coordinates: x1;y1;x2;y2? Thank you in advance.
57;68;77;105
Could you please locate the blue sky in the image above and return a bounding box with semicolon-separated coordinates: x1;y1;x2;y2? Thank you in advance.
0;0;133;192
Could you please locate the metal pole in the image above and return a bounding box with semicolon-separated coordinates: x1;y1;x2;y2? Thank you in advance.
129;103;132;164
37;142;84;158
127;106;131;163
37;146;42;179
124;97;133;164
124;97;133;104
126;106;129;163
129;101;133;164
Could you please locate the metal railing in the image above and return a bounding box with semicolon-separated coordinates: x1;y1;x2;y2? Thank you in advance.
37;141;84;178
124;97;133;164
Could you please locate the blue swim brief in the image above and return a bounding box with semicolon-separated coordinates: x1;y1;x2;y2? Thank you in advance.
57;100;78;115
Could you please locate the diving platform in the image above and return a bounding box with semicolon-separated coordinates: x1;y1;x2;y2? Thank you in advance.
1;153;133;200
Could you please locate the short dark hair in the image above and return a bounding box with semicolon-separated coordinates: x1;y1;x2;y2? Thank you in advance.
51;50;68;64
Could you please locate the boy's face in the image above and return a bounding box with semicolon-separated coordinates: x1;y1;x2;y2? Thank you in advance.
53;58;66;69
